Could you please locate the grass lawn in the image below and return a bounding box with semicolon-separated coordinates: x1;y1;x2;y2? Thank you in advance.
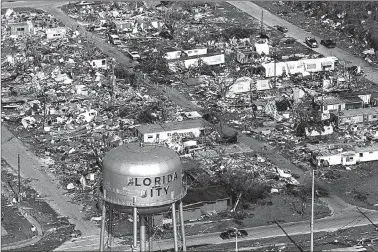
1;195;35;246
320;161;378;210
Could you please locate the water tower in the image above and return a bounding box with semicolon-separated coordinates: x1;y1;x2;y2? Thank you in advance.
100;143;187;251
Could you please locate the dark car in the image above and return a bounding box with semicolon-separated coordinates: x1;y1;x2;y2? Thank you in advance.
220;229;248;239
305;37;318;48
275;25;288;33
320;39;336;48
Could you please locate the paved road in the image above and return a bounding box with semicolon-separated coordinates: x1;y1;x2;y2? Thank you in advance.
229;1;378;85
1;126;100;237
51;204;378;251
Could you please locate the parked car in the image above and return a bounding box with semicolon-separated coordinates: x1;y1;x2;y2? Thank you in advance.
320;39;336;48
305;37;318;48
76;1;94;6
127;51;141;61
220;229;248;240
274;25;288;33
108;34;121;45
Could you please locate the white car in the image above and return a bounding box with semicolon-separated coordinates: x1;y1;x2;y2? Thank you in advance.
76;1;94;6
128;51;140;60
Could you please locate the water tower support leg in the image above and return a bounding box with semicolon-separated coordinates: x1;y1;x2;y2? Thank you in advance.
140;215;146;252
108;204;113;248
100;199;106;251
172;203;178;252
133;207;137;249
148;216;153;252
179;201;186;251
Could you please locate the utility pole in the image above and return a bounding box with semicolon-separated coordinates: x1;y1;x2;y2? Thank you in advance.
311;168;315;252
18;154;21;202
273;47;277;89
260;10;264;35
235;228;238;252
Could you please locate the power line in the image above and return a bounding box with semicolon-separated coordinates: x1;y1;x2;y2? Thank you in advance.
357;207;378;231
274;220;304;252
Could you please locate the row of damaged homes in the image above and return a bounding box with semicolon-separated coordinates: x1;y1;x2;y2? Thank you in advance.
309;93;378;166
319;93;378;125
310;143;378;167
6;20;108;69
262;57;336;78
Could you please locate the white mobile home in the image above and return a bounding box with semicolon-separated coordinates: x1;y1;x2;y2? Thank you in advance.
168;53;225;71
226;77;253;97
262;57;336;78
46;27;67;40
135;119;207;143
89;59;107;69
164;47;208;60
312;144;378;167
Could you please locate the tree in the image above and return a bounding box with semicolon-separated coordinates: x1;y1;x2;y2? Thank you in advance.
137;52;172;83
217;168;270;208
293;99;324;137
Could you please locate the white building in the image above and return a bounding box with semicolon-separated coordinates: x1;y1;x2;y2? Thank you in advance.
89;59;107;69
168;53;225;72
254;41;269;55
46;27;67;40
135;119;207;143
226;77;253;97
9;21;35;36
262;57;336;78
164;47;208;60
311;144;378;167
255;79;273;91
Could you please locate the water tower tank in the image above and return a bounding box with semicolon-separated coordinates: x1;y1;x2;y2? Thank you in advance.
102;143;186;214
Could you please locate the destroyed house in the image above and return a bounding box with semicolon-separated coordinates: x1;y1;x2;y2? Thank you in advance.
236;49;257;64
46;27;67;40
338;107;378;125
9;21;34;36
305;125;334;137
311;144;378;167
113;20;134;33
135;119;206;143
168;52;225;71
